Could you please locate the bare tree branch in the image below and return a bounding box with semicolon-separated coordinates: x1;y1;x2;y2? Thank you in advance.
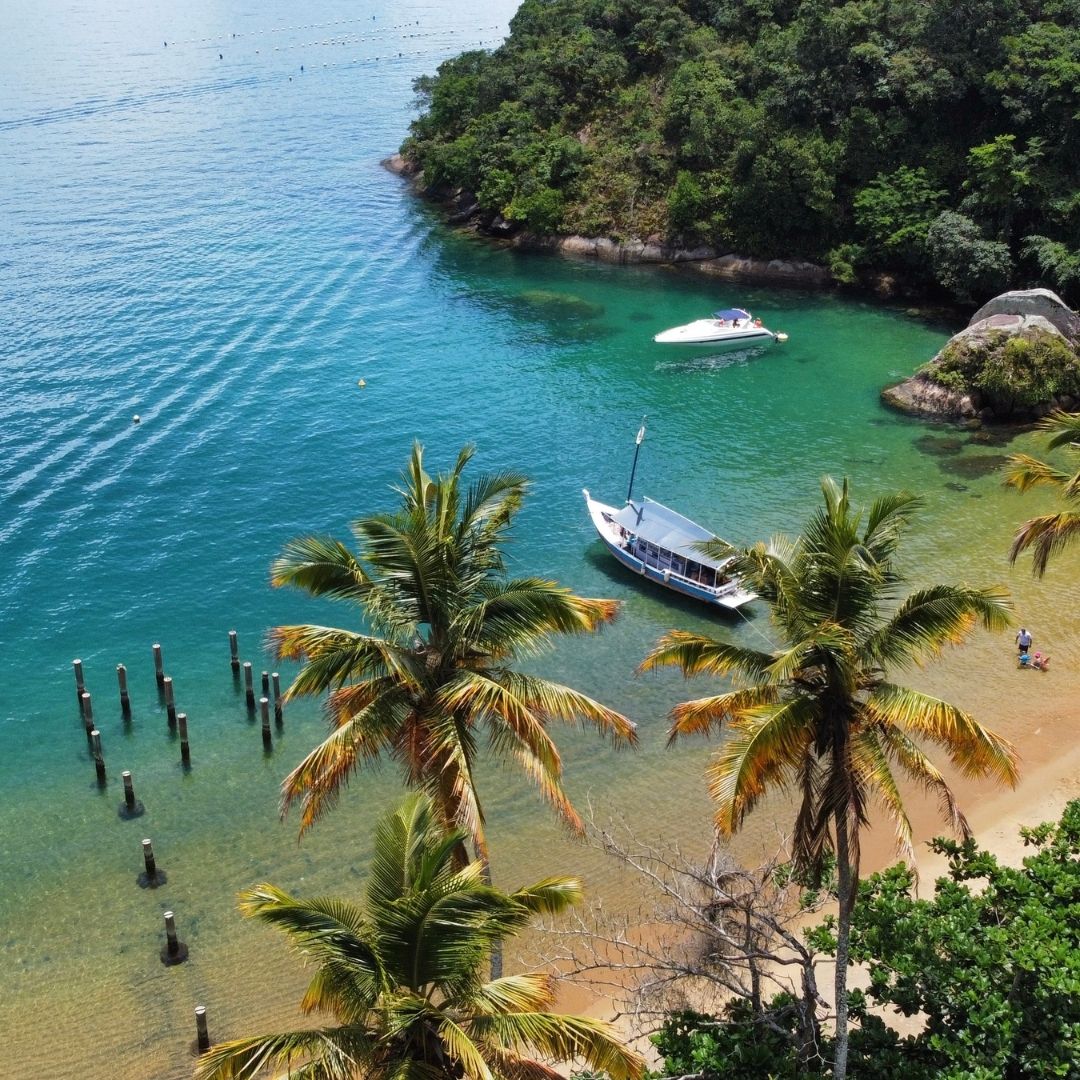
536;809;832;1056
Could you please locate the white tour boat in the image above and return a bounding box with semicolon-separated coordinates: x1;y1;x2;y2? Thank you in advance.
583;490;756;610
583;418;756;610
654;307;787;346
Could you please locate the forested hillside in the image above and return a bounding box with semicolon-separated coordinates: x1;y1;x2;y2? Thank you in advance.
402;0;1080;302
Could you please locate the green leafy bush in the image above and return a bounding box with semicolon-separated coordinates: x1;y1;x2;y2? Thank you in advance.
926;329;1080;410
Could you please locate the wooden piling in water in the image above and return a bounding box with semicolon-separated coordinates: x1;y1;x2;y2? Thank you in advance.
243;662;254;711
139;838;166;887
260;697;272;749
90;729;106;785
195;1005;210;1051
261;670;270;701
152;643;165;689
161;910;189;965
163;676;177;729
229;630;240;675
116;663;131;719
119;770;145;818
80;692;95;736
178;712;191;767
272;672;283;725
73;658;86;705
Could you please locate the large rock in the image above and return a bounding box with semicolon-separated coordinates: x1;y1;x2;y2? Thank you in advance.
969;288;1080;343
882;290;1080;422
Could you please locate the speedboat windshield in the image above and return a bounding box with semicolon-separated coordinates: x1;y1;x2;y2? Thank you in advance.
712;307;751;321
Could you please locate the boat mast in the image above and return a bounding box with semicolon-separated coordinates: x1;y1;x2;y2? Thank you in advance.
625;416;647;504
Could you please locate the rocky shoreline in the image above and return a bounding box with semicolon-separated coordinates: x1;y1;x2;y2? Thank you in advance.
382;154;831;289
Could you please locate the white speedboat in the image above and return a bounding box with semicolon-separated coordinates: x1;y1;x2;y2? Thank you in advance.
654;307;785;345
582;489;756;610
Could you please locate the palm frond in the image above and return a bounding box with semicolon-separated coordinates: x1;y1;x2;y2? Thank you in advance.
471;579;620;657
471;972;557;1015
850;727;914;865
508;877;583;917
867;683;1019;786
873;722;970;840
1003;452;1074;495
1008;510;1080;576
270;626;419;698
1034;409;1080;450
438;1015;495;1080
864;583;1012;667
270;535;372;599
667;685;777;743
496;670;637;745
280;694;412;834
195;1028;371;1080
466;1014;644;1080
367;792;469;910
640;629;774;680
706;699;817;836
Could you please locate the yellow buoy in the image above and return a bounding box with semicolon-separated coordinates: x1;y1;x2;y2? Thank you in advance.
357;379;366;387
775;332;789;343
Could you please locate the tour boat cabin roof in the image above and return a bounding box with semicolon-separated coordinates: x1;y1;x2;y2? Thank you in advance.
611;498;731;568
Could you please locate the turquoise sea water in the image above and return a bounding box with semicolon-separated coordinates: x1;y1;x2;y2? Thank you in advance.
3;1;1078;1076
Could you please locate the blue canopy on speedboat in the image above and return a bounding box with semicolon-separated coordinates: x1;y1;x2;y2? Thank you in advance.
712;307;751;321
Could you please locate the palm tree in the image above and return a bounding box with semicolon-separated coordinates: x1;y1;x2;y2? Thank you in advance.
270;443;636;865
195;794;644;1080
1005;410;1080;576
641;477;1018;1080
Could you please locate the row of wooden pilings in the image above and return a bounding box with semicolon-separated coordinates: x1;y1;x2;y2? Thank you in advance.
72;631;286;1054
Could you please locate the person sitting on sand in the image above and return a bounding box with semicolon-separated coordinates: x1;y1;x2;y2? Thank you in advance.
1032;653;1050;671
1018;651;1032;668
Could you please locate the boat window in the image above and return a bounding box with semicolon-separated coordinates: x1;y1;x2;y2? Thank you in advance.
671;555;686;576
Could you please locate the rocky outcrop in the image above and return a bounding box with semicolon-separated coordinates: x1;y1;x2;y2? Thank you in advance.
970;288;1080;343
513;235;830;285
882;289;1080;422
691;253;831;288
881;374;979;419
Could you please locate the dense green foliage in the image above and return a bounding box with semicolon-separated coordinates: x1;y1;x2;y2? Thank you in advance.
648;800;1080;1077
925;328;1080;409
403;0;1080;302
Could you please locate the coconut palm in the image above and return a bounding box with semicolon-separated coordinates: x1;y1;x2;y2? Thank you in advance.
641;477;1018;1080
270;443;636;863
1005;410;1080;576
195;794;644;1080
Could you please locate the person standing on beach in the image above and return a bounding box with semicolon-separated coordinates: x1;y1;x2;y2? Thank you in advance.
1016;627;1033;653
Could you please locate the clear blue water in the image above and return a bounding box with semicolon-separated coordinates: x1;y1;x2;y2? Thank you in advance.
2;1;1077;1076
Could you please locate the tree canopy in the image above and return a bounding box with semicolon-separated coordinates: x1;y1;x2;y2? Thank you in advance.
649;799;1080;1077
403;0;1080;303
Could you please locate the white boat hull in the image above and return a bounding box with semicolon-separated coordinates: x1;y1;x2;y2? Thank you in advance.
654;319;776;346
582;490;755;610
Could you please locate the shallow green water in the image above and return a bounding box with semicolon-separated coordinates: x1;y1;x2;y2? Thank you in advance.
2;0;1078;1075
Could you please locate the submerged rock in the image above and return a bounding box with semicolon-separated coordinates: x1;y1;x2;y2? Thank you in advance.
882;288;1080;422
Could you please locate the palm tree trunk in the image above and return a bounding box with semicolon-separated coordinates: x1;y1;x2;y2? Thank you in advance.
477;844;503;980
832;809;853;1080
